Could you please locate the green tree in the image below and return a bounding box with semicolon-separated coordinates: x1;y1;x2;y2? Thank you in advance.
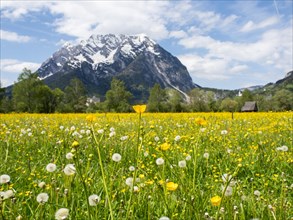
166;89;184;112
188;88;209;112
147;83;167;112
220;98;238;112
12;68;44;112
104;78;133;112
272;89;293;111
64;78;87;112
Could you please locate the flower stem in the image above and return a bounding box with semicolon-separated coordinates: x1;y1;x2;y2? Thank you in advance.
91;125;114;220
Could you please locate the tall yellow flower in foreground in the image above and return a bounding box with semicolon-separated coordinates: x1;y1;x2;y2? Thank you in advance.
166;182;178;191
210;195;221;206
133;105;147;113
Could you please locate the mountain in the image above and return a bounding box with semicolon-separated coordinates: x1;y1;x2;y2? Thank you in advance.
37;34;197;101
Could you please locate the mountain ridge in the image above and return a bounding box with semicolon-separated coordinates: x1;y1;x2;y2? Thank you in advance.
37;34;197;101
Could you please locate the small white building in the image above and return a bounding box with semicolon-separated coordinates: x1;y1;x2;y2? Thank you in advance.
86;96;100;106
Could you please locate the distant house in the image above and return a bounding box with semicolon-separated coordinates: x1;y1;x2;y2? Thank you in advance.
241;101;258;112
86;96;100;106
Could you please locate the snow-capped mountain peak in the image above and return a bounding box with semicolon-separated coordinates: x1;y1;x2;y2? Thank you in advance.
37;34;196;101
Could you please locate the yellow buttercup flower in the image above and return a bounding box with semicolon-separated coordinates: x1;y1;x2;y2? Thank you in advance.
71;140;79;148
133;105;147;113
166;182;178;191
160;142;171;151
210;196;221;206
195;118;207;126
86;115;96;122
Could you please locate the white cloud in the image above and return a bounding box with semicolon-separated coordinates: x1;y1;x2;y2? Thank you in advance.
169;30;187;39
48;1;170;41
230;65;248;73
0;1;48;20
0;59;40;73
240;16;279;32
179;27;292;70
0;29;31;42
178;54;230;80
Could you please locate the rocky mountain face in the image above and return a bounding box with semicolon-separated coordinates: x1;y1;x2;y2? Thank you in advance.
37;34;197;101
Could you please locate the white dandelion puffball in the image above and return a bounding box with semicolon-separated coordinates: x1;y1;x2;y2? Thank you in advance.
55;208;69;220
110;127;115;132
129;166;135;172
276;145;288;152
154;136;160;142
112;153;122;162
64;164;76;176
254;190;261;197
88;194;100;206
203;152;209;159
109;131;116;137
178;160;186;168
159;217;170;220
120;136;128;141
185;155;192;161
2;190;14;199
221;130;228;135
46;163;57;172
37;193;49;203
174;135;181;141
0;174;10;184
66;152;74;160
38;181;46;188
125;177;134;187
133;186;139;192
223;185;233;196
156;158;164;166
97;129;104;134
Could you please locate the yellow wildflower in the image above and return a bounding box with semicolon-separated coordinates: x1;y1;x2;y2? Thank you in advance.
160;142;171;151
133;105;147;113
210;196;221;206
86;115;96;122
71;140;79;148
166;182;178;191
195;118;207;126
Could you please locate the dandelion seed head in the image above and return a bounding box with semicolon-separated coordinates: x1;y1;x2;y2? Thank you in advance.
156;158;164;165
129;166;135;172
64;164;76;176
221;130;228;135
174;135;181;141
0;174;10;184
185;155;192;160
97;129;104;134
66;152;74;160
254;190;261;197
159;217;170;220
125;177;134;187
38;181;46;188
46;163;57;172
37;193;49;204
178;160;186;168
112;153;122;162
203;152;209;159
55;208;69;220
88;194;100;206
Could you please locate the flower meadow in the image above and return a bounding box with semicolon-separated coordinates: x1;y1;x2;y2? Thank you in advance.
0;111;292;220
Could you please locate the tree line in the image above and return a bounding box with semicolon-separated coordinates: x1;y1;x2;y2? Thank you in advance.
0;69;292;113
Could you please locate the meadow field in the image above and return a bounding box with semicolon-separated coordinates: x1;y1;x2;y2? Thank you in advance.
0;112;292;220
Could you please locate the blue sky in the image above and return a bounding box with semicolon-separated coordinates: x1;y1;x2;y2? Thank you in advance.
1;0;292;89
